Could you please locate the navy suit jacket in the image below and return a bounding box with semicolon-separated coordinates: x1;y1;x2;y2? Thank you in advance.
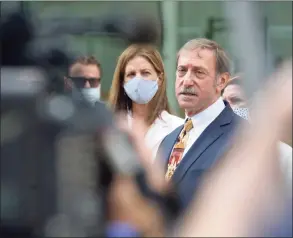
156;104;244;210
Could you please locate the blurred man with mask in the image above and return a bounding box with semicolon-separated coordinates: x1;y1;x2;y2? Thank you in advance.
222;74;292;188
222;75;249;120
64;56;102;105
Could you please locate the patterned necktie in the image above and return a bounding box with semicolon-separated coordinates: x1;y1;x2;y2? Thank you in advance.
165;118;193;181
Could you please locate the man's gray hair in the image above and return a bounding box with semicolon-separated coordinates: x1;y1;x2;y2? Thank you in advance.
177;38;231;75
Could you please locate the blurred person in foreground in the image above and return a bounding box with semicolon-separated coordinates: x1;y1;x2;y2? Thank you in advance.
106;61;292;237
156;38;245;209
222;74;292;186
64;56;102;105
108;44;184;158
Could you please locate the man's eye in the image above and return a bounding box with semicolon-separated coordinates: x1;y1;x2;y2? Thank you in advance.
196;70;205;75
195;70;206;78
177;68;186;73
230;97;243;104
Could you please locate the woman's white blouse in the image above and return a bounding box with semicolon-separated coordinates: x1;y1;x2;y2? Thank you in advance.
128;110;184;160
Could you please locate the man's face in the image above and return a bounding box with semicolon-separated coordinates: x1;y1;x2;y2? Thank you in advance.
222;84;246;108
64;63;101;90
175;48;227;116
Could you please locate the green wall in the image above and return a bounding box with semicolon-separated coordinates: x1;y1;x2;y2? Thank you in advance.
18;1;293;108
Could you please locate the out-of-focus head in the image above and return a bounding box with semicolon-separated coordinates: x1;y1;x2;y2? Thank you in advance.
109;44;170;125
176;38;231;117
64;55;102;105
222;75;247;108
65;56;102;90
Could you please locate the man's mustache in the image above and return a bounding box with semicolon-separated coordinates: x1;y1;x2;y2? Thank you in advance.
180;87;197;95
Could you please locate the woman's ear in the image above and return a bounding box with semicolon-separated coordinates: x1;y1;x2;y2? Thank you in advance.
157;73;164;86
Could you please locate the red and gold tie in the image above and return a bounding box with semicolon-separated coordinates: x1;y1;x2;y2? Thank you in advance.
165;118;193;181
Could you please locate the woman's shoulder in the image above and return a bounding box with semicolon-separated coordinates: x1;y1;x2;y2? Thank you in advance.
160;111;184;128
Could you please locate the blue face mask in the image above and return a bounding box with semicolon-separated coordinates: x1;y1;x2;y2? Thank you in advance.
123;77;159;104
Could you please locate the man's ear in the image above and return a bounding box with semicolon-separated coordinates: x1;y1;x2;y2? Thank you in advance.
64;76;72;91
216;72;230;92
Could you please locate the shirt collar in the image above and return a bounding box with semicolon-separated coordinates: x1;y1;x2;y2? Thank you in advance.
186;97;225;127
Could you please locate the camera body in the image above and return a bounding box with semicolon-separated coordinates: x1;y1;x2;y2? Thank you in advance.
1;65;119;237
1;10;180;237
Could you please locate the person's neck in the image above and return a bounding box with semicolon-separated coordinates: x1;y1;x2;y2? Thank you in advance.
132;103;148;120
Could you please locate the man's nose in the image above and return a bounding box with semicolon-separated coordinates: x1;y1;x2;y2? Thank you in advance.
182;71;193;86
84;80;91;88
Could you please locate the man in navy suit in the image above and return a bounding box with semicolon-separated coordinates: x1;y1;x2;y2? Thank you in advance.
157;38;244;209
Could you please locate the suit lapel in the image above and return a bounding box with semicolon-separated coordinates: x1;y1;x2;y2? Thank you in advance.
172;106;234;185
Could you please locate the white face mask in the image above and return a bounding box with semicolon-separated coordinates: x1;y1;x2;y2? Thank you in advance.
80;86;101;105
232;107;250;120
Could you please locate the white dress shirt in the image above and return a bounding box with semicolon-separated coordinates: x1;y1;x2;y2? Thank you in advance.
128;110;184;159
279;142;292;189
183;97;225;157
